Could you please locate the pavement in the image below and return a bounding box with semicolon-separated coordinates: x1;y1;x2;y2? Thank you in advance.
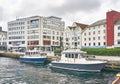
95;56;120;61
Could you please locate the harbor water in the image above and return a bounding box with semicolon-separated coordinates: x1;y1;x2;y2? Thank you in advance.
0;57;118;84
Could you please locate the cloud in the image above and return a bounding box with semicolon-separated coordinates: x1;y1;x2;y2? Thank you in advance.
0;6;4;21
48;0;101;15
0;0;120;31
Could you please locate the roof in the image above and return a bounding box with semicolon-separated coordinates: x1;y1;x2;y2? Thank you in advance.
62;49;87;54
48;16;62;20
89;19;106;27
75;22;88;29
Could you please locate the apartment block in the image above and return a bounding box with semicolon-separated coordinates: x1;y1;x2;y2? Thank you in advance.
0;27;7;51
7;16;65;52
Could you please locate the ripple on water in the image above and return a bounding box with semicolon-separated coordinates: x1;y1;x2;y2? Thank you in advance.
0;57;118;84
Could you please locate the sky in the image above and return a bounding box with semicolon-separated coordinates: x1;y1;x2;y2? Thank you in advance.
0;0;120;31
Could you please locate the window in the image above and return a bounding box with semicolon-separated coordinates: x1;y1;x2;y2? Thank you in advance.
118;33;120;36
103;24;105;27
93;43;95;46
52;36;55;40
98;36;100;40
65;54;68;58
103;30;105;33
93;37;95;40
98;42;100;46
72;54;74;58
104;42;106;45
93;31;95;35
84;33;86;36
84;43;86;46
98;31;100;34
75;54;78;58
89;43;91;46
84;38;86;41
117;40;120;44
103;36;105;39
89;32;91;35
89;38;91;41
118;26;120;30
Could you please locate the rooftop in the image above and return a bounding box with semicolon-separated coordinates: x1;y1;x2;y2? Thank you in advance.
75;22;88;29
89;19;106;27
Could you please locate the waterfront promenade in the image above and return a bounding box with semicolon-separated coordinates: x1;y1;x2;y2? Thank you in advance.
89;55;120;71
95;56;120;61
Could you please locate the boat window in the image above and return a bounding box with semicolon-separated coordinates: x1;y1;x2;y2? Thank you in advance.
34;52;35;54
69;54;71;58
65;54;68;58
41;53;47;56
75;54;78;58
72;54;74;58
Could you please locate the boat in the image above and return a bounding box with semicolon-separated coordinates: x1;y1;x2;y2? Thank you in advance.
20;49;47;63
49;49;107;72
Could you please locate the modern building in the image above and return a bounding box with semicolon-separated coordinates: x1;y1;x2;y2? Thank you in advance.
7;18;27;52
0;27;7;51
7;16;65;52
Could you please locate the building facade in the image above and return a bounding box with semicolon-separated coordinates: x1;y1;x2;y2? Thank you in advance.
7;16;65;52
82;19;106;48
0;27;7;51
64;22;88;49
65;10;120;49
8;18;27;52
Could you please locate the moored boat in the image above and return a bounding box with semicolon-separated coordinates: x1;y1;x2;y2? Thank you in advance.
50;49;107;72
20;50;47;63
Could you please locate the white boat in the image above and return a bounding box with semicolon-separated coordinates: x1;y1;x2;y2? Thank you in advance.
20;50;47;63
50;49;107;72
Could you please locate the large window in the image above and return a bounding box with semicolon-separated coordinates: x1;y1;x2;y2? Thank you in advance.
118;32;120;36
118;26;120;30
117;40;120;44
30;19;39;28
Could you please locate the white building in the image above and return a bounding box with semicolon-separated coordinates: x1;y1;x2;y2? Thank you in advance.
8;18;27;52
0;27;7;51
7;16;65;52
114;21;120;47
82;19;106;48
64;22;88;49
65;10;120;49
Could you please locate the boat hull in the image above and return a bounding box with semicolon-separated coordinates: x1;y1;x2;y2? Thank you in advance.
50;62;106;72
20;57;47;63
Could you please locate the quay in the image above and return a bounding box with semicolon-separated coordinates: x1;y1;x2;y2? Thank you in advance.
87;56;120;71
0;51;120;71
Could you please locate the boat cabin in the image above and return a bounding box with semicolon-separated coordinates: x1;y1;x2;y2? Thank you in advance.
60;50;87;63
25;51;47;56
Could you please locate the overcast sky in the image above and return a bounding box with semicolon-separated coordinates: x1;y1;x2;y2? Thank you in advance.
0;0;120;31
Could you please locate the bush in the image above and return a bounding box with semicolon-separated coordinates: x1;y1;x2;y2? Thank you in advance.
54;49;62;56
81;48;120;56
